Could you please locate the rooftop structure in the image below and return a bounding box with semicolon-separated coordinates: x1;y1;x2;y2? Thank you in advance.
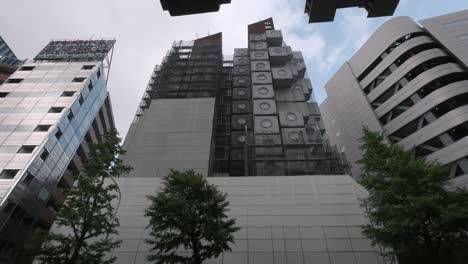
304;0;400;23
160;0;232;16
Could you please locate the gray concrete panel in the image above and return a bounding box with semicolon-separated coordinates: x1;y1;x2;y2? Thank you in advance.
349;17;424;77
121;98;215;178
384;81;468;134
321;64;383;178
109;175;384;264
374;63;463;117
368;48;448;102
360;36;435;89
420;10;468;68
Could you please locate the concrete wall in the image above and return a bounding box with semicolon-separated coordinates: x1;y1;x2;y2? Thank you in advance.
421;9;468;68
110;175;385;264
122;98;215;178
320;64;383;178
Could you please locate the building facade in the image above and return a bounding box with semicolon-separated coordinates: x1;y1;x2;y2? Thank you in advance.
320;10;468;188
122;18;348;178
0;36;23;85
304;0;400;23
0;39;116;263
110;175;385;264
114;19;384;264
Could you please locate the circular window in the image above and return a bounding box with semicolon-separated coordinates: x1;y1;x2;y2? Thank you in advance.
257;74;267;81
278;69;288;76
239;50;245;55
305;127;315;135
255;43;263;49
286;113;297;121
237;89;246;96
238;103;246;110
239;58;246;64
237;135;246;143
255;52;264;58
259;102;271;110
237;118;247;125
294;85;302;90
258;87;269;95
261;119;273;128
238;67;246;73
238;78;246;84
257;62;266;69
288;131;300;142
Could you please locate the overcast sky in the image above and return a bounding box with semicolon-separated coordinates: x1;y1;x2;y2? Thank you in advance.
1;0;467;138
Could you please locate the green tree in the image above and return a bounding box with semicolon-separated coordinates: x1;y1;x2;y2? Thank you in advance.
35;130;132;264
358;127;468;264
145;170;240;264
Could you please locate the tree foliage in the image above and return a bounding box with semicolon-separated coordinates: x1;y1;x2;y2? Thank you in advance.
35;130;132;264
145;170;240;264
358;127;468;264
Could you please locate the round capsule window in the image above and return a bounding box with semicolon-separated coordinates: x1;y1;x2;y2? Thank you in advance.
294;85;302;90
278;69;288;76
258;87;269;95
255;52;264;58
237;118;247;125
256;62;266;69
237;135;246;143
238;67;246;73
237;89;246;96
261;119;273;128
259;102;271;110
257;74;267;81
238;58;246;64
238;78;246;84
238;103;247;110
286;113;297;121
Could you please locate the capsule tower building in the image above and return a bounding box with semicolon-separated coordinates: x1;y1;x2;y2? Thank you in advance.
123;18;348;178
113;19;385;264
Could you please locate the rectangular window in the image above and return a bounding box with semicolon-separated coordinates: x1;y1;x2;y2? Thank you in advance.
68;111;74;121
2;200;15;214
48;107;64;113
22;172;34;185
88;82;94;91
72;77;86;83
61;91;75;97
0;169;20;179
55;129;63;140
40;149;49;160
97;69;101;78
78;96;84;105
82;65;94;70
5;78;23;84
17;145;36;154
34;124;52;132
19;66;35;71
0;92;9;98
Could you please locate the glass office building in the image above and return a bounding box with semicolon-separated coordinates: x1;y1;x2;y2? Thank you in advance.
0;39;116;263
